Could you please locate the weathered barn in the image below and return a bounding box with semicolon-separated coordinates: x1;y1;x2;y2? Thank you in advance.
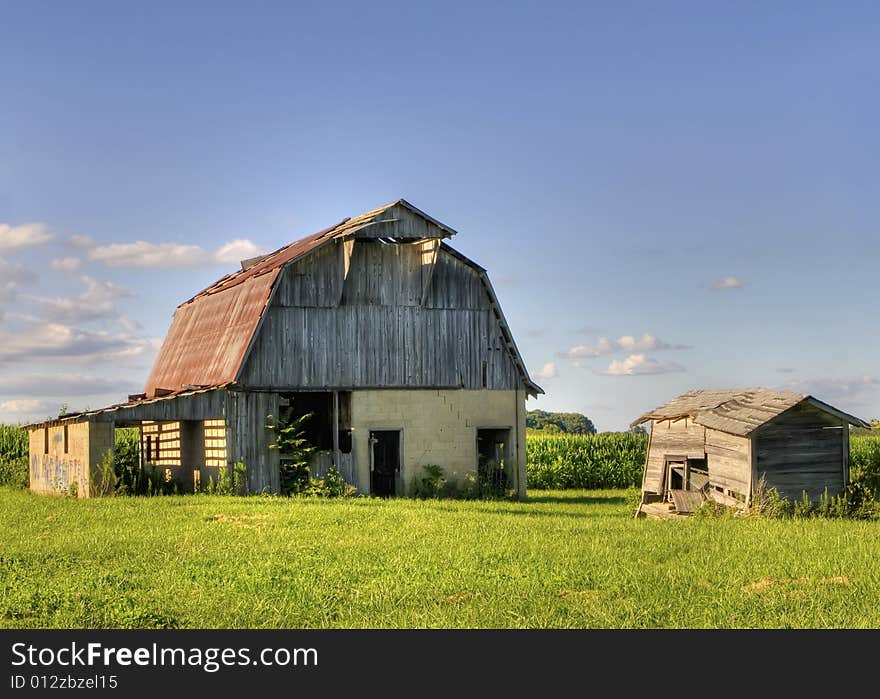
26;200;542;498
633;388;868;517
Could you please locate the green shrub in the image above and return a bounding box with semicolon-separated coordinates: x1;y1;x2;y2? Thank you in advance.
267;412;316;496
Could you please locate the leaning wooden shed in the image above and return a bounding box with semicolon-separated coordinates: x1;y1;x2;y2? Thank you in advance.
25;199;542;498
632;388;868;517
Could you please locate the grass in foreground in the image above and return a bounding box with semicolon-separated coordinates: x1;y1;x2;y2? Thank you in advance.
1;487;879;629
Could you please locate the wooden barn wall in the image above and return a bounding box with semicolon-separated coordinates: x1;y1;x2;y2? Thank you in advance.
340;241;431;307
754;403;845;500
643;419;706;493
353;202;444;240
225;390;280;494
423;250;489;310
274;243;343;307
704;428;750;495
240;246;519;390
91;390;227;423
240;306;518;389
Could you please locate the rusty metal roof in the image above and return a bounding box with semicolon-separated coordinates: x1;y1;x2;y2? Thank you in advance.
632;388;869;435
143;199;460;397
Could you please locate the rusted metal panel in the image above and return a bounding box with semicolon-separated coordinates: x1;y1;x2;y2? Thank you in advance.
145;273;278;396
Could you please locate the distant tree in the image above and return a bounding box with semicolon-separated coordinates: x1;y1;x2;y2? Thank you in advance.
629;424;648;435
526;410;596;435
871;419;880;430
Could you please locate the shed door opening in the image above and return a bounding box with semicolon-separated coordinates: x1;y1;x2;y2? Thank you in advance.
370;430;400;496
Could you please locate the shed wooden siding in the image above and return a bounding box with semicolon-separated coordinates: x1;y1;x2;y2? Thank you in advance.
704;428;750;495
238;246;520;390
643;418;706;493
754;402;846;500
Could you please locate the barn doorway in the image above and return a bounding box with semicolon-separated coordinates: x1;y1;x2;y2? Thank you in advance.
477;428;511;494
370;430;400;496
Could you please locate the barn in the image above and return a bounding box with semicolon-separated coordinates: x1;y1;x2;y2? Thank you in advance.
25;200;542;498
632;388;869;517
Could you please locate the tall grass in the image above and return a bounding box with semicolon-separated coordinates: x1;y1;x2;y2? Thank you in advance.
527;432;648;489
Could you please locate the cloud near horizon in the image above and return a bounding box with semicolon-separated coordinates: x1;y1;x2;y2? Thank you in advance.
0;399;54;414
559;333;689;360
25;276;134;324
604;353;685;376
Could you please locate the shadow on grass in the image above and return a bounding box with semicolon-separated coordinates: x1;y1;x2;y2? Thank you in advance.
526;494;630;506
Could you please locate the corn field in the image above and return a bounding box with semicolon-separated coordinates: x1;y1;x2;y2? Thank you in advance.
850;434;880;496
0;424;29;488
526;431;649;489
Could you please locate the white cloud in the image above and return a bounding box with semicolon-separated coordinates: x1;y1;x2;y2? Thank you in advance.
0;322;159;364
711;276;748;289
559;333;689;359
604;353;685;376
25;276;134;324
532;362;558;381
50;257;82;272
0;373;140;397
87;239;264;268
0;257;37;316
0;223;54;251
215;239;264;264
0;399;53;414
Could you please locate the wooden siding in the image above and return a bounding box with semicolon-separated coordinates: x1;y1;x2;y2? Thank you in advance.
423;249;489;310
705;428;750;495
643;418;706;493
273;242;344;308
347;201;450;240
239;305;518;389
340;240;433;307
91;389;227;423
225;390;280;494
754;402;845;500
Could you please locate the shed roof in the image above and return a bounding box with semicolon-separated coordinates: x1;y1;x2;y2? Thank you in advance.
144;199;540;398
632;388;869;436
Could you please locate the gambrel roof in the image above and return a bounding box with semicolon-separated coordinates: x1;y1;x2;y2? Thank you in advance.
632;388;868;436
144;199;541;398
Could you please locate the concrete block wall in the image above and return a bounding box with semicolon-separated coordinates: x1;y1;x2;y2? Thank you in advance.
350;389;527;498
28;420;113;497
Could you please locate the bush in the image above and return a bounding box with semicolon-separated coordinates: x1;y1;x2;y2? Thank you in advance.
411;464;512;500
267;412;316;496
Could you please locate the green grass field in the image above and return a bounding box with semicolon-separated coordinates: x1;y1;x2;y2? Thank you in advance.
2;486;879;629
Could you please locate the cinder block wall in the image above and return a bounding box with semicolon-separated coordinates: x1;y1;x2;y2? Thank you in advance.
350;389;527;498
28;420;113;497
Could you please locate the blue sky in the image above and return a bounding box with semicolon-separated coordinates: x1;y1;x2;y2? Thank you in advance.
1;1;877;429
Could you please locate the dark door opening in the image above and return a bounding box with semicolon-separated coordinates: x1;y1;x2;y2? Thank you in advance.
477;428;511;494
370;430;400;496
